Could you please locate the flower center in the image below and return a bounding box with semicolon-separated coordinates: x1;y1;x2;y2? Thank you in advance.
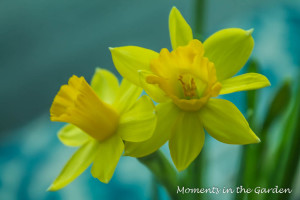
178;75;197;98
148;39;222;111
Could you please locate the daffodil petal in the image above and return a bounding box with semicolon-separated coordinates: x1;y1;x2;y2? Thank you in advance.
199;99;260;144
90;68;119;104
220;73;271;95
169;7;193;50
58;124;91;147
118;96;156;142
203;28;254;81
110;46;159;86
48;140;98;191
124;101;181;157
113;79;143;114
169;112;205;171
50;75;119;141
139;70;170;103
91;135;124;183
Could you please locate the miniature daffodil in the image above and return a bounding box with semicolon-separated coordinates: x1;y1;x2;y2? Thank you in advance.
48;69;156;190
110;7;270;171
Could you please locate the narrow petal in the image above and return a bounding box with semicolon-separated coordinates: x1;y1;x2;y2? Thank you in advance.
169;112;205;171
48;140;98;191
199;99;260;144
90;68;119;104
139;70;170;103
169;7;193;50
113;79;143;114
91;135;124;183
110;46;159;86
220;73;271;95
118;96;156;142
203;28;254;81
58;124;91;147
124;101;181;157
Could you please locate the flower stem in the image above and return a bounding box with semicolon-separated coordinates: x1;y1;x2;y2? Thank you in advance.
138;150;178;200
192;152;205;188
194;0;206;40
235;60;258;200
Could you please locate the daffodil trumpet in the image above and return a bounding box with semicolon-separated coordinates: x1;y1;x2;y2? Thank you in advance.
110;7;270;171
48;69;156;190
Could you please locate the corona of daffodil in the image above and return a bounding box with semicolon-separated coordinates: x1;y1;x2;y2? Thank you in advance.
48;69;156;190
110;7;270;171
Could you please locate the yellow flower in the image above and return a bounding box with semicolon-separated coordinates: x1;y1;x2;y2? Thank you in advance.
109;7;270;171
48;69;156;190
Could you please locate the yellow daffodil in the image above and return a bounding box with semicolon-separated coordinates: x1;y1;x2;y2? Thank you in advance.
110;7;270;171
48;69;156;190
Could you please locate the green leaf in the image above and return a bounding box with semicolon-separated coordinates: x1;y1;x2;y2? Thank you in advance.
267;80;300;200
262;79;292;130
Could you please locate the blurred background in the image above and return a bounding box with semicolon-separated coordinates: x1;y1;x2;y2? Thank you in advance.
0;0;299;199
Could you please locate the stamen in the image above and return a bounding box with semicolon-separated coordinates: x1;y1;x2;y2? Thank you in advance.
178;75;197;98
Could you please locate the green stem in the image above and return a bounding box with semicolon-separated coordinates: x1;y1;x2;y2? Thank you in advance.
194;0;206;40
236;155;247;194
138;150;178;200
235;60;258;200
192;0;206;194
192;152;204;188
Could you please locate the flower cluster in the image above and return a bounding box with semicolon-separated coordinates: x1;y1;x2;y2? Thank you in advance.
49;7;270;190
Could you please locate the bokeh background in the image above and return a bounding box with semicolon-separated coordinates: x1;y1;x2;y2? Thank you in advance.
0;0;299;199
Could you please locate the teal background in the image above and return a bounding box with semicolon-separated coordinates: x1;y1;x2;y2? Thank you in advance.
0;0;299;199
